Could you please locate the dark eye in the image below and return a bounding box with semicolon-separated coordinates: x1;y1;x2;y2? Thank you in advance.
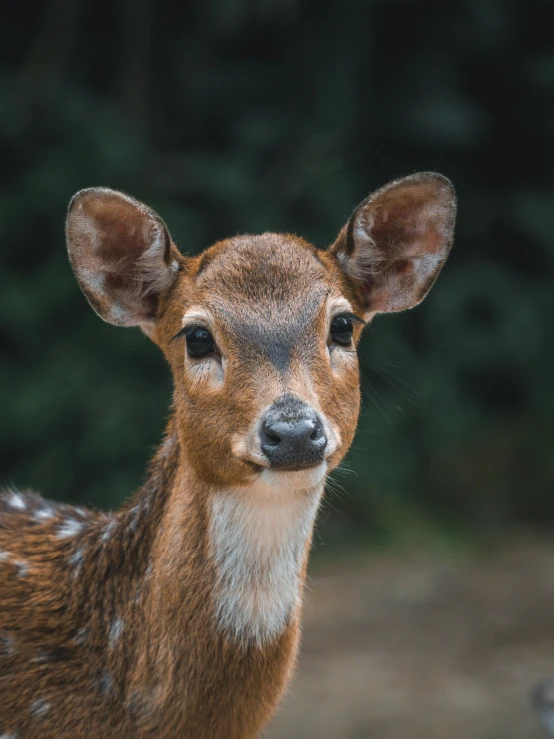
330;315;354;346
185;326;216;359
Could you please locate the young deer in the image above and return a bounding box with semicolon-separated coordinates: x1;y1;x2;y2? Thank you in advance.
0;173;456;738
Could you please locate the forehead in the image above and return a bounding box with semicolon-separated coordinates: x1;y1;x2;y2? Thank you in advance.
193;233;331;319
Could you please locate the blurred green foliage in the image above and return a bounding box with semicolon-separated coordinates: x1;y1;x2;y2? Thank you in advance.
1;0;554;544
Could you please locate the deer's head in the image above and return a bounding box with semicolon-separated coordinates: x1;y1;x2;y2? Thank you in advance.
66;174;456;494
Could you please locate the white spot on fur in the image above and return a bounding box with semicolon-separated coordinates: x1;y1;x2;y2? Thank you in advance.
56;519;83;539
159;434;177;458
0;733;19;738
100;518;117;542
30;697;50;718
34;507;55;521
108;617;124;649
74;627;88;646
127;505;140;532
210;466;325;646
69;546;86;577
0;634;16;656
0;552;10;562
96;671;113;697
30;653;53;663
7;492;26;510
15;560;28;578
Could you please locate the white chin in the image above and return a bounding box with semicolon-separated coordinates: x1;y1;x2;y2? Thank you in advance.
260;462;327;493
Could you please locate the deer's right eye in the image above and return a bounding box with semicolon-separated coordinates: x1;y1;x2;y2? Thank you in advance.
185;326;216;359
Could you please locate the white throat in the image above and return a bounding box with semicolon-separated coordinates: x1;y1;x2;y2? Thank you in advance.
209;465;326;647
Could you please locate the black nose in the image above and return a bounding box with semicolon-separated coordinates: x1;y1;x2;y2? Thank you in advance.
260;395;327;470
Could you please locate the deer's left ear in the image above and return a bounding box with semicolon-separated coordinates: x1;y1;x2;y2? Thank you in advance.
66;188;180;328
330;172;456;316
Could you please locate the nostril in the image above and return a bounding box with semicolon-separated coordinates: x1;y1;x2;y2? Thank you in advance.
261;420;290;447
310;425;320;441
264;428;281;446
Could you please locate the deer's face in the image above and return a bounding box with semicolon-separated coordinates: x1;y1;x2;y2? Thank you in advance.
65;174;456;492
158;234;363;488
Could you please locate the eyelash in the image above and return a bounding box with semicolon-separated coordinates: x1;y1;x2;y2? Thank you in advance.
173;314;365;346
336;312;365;326
172;324;207;341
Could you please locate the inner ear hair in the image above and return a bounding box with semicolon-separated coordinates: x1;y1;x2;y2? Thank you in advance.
330;172;456;316
66;187;180;328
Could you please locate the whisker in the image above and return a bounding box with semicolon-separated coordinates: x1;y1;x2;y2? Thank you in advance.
359;376;393;425
363;359;418;405
332;462;358;478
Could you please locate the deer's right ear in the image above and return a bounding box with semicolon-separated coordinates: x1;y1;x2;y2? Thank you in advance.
66;188;180;327
330;173;456;317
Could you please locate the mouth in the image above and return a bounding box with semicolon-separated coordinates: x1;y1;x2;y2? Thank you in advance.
276;464;321;472
239;454;329;474
260;462;328;492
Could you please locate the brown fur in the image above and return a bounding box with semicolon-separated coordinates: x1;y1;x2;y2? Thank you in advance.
0;173;456;737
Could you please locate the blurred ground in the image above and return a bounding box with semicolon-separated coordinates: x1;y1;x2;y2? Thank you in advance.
265;537;554;739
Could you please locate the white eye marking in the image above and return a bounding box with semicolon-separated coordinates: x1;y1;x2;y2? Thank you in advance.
30;698;50;719
181;309;224;386
108;618;124;649
7;492;26;510
56;519;83;539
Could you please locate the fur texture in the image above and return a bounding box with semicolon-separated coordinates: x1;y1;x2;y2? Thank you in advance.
210;467;326;646
0;173;456;738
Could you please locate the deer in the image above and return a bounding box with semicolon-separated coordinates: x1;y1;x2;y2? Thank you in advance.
0;173;456;738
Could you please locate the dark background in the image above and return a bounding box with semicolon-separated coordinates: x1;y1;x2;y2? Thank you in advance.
1;0;554;548
4;2;554;735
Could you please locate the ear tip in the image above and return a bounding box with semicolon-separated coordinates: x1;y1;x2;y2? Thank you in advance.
67;187;132;218
408;171;456;197
67;188;103;222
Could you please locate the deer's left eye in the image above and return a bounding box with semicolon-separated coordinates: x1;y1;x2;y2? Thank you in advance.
330;315;354;346
185;326;216;358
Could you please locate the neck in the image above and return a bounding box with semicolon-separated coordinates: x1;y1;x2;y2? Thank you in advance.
209;472;325;646
101;418;325;656
39;417;326;734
